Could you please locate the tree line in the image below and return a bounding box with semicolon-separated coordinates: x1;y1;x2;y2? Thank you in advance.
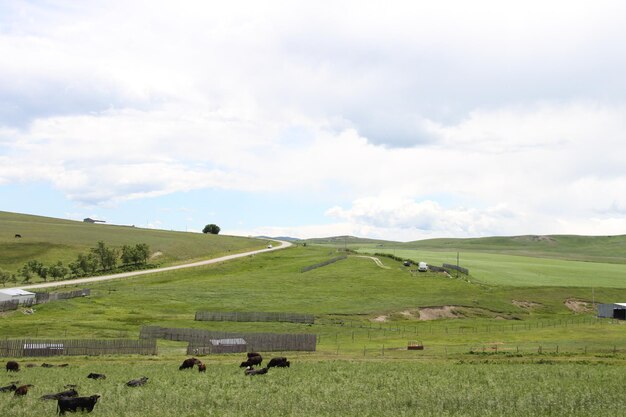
0;241;152;286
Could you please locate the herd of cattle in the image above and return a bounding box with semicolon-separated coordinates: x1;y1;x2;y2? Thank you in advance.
2;353;290;414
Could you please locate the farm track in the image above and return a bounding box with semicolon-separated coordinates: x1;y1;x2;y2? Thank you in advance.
353;255;390;269
10;240;292;291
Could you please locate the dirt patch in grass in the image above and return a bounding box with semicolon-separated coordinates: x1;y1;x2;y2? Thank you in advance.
512;300;542;310
564;299;593;313
150;251;163;259
372;315;388;322
418;306;463;320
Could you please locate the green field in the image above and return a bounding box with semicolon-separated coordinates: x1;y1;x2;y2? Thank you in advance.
1;213;626;416
0;211;268;274
1;360;625;417
358;248;626;288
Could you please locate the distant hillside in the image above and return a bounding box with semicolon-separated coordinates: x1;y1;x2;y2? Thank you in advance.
304;233;626;264
305;235;393;246
0;211;267;273
399;234;626;264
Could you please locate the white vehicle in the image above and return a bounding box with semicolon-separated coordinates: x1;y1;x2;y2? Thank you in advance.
267;244;273;248
418;262;428;272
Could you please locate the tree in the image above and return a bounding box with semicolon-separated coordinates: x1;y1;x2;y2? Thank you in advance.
0;268;10;287
202;224;221;235
49;261;68;281
91;241;118;271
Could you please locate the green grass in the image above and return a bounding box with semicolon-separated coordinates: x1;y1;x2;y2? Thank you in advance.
2;221;626;415
0;211;268;274
1;246;624;355
358;248;626;288
342;234;626;264
1;360;625;416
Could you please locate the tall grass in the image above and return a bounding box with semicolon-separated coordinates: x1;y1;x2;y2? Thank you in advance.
1;360;624;416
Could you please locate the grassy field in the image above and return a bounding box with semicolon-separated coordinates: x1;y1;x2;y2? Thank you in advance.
0;211;268;274
357;248;626;288
1;359;625;417
2;216;626;415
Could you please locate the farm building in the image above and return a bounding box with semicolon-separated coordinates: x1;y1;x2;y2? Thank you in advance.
597;303;626;320
0;289;36;304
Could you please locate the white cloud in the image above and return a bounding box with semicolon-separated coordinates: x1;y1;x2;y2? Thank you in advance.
1;1;626;238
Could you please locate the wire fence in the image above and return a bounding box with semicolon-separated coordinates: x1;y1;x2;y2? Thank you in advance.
0;338;157;357
195;311;314;324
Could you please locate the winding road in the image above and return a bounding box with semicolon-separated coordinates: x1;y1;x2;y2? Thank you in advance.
11;240;293;291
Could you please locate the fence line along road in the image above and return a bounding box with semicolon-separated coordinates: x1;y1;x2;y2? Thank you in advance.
8;240;292;291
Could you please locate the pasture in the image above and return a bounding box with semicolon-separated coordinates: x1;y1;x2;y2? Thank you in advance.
0;211;267;274
1;359;625;416
357;248;626;288
2;213;626;415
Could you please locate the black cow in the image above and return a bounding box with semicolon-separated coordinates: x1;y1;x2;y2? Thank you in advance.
14;234;21;238
244;367;268;376
6;361;19;372
0;383;18;393
41;388;78;400
14;384;34;396
247;352;261;359
57;395;100;415
267;357;290;368
87;373;106;380
179;357;201;370
126;376;148;387
239;355;262;368
198;362;206;373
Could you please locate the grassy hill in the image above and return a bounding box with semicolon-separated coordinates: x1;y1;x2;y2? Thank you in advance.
309;234;626;264
0;211;268;273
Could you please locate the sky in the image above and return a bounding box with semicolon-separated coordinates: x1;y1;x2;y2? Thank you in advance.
1;0;626;241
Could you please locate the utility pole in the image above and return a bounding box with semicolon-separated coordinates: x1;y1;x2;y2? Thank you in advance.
456;252;459;278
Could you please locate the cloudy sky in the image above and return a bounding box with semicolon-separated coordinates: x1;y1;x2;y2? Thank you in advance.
1;0;626;241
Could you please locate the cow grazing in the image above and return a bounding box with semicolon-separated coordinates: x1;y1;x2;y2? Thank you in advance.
14;384;34;396
57;395;100;415
198;362;206;373
245;367;268;376
239;354;263;368
126;376;148;387
87;373;106;380
40;388;78;401
0;383;18;393
6;361;20;372
14;234;21;238
179;357;201;370
267;357;290;368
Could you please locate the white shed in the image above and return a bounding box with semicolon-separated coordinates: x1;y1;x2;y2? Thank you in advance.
0;289;36;304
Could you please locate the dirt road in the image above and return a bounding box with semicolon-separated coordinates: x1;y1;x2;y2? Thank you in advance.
12;240;292;291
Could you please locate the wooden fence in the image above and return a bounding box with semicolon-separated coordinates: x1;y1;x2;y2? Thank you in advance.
35;289;91;304
0;289;90;312
0;300;21;312
301;255;347;272
195;311;314;324
0;338;157;357
140;326;316;353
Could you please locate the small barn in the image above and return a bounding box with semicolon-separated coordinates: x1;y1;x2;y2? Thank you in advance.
0;289;36;305
597;303;626;320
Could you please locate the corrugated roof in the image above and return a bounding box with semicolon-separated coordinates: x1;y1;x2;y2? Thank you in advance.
0;289;35;296
209;338;246;346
